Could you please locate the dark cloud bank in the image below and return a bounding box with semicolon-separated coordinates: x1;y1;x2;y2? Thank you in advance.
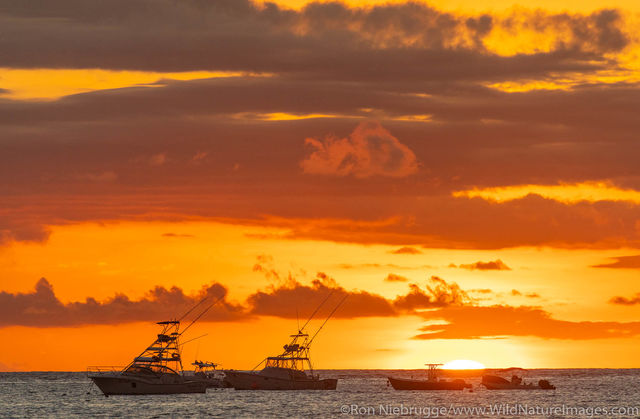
4;274;639;341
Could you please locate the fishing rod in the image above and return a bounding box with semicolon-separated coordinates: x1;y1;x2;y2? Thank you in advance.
180;293;226;336
308;294;347;346
249;290;337;371
178;294;210;322
298;289;335;333
179;333;208;348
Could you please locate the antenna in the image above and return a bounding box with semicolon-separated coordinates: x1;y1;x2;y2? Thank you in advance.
299;289;335;333
180;293;225;336
308;294;347;346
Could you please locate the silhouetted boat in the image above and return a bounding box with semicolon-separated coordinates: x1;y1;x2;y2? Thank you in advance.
88;296;223;396
388;364;472;390
87;320;208;395
224;293;346;390
482;374;556;390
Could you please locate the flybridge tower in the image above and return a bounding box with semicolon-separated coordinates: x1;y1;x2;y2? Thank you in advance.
126;320;183;374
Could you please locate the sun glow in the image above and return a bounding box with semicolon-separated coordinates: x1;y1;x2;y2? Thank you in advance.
443;360;486;370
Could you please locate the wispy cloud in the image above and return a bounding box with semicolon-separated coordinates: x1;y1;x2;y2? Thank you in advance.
592;255;640;269
390;246;422;255
450;259;511;271
453;182;640;205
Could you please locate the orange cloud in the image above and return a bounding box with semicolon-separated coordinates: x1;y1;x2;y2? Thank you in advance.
247;272;468;318
453;181;640;205
0;278;244;327
592;255;640;269
416;305;640;340
384;273;409;282
450;259;511;270
301;121;418;178
390;246;422;255
609;293;640;306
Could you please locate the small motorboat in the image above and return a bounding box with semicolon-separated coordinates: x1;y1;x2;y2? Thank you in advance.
388;364;472;390
482;374;556;390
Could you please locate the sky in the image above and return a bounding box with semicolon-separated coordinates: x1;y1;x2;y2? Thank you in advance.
2;0;640;371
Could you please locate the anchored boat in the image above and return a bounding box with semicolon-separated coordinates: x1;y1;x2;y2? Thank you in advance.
88;320;208;395
88;296;223;396
224;293;346;390
482;374;555;390
388;364;472;390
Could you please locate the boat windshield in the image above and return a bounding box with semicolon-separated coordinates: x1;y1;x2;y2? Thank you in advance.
124;364;179;376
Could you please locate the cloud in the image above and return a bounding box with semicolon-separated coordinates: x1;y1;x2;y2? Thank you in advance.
0;1;628;77
384;273;409;282
453;181;640;205
0;278;244;327
450;259;511;271
191;151;209;164
161;233;195;238
393;276;471;311
470;288;493;294
247;272;468;318
592;255;640;269
390;246;422;255
0;273;633;342
149;152;167;167
301;121;419;178
415;305;640;340
609;293;640;306
0;2;638;254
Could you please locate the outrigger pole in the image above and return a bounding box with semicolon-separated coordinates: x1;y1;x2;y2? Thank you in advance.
179;333;209;348
178;294;209;322
298;289;335;333
249;290;337;371
308;294;347;346
180;293;226;336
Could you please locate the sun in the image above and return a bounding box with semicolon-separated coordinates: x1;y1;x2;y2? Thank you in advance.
442;360;485;370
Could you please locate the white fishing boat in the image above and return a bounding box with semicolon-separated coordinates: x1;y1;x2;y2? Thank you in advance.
87;297;222;396
224;293;346;390
88;320;207;395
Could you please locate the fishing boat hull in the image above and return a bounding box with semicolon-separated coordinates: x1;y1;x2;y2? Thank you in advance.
224;370;337;390
388;376;470;390
89;373;208;395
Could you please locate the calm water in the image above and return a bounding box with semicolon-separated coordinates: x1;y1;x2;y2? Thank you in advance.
1;370;639;418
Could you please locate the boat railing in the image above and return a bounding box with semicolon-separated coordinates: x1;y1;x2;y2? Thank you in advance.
86;366;124;375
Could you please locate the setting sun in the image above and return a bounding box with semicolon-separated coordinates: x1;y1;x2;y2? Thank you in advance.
442;360;486;370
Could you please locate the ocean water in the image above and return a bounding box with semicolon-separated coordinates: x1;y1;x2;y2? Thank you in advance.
0;369;639;418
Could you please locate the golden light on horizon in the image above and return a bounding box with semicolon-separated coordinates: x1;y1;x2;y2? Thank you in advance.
442;359;486;370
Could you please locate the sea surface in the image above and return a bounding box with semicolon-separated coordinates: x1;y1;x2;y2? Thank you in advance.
1;369;639;418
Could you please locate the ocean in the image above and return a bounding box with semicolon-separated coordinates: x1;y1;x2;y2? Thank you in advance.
1;369;639;418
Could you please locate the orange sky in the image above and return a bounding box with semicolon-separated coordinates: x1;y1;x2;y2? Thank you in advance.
2;0;640;371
